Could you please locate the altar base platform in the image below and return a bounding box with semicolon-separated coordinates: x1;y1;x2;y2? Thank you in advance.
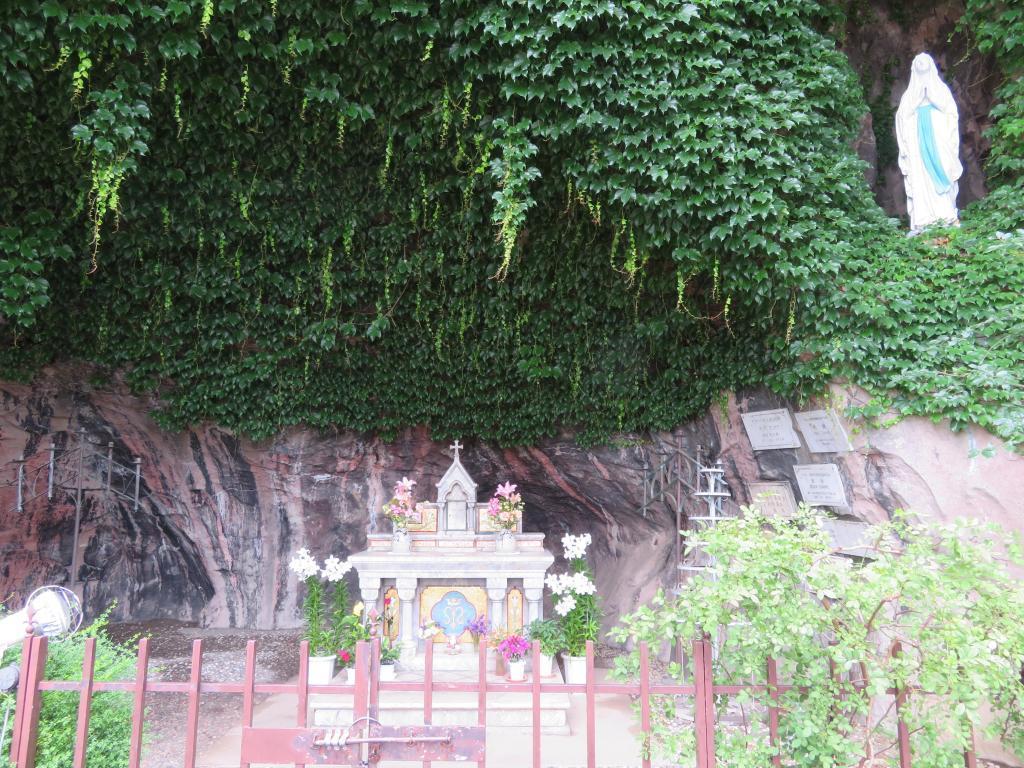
310;654;572;735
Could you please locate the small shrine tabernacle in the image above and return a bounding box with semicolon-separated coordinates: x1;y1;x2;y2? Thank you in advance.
348;443;555;662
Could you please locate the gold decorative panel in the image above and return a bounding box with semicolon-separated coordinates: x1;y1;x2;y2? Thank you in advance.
419;586;488;643
476;503;522;533
506;586;524;634
406;502;438;533
382;587;400;642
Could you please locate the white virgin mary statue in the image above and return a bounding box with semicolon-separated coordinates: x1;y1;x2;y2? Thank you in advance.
895;53;963;232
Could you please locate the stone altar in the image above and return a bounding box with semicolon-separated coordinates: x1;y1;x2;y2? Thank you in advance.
349;442;555;662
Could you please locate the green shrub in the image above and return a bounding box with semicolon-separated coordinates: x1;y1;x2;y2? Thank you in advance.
0;610;137;767
526;619;566;657
612;507;1024;767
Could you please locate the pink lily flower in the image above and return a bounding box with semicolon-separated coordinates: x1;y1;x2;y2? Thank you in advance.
496;481;517;498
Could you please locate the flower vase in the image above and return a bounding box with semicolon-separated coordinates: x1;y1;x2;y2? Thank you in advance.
392;528;411;553
496;531;518;553
508;659;526;682
308;655;336;685
564;654;587;685
538;652;554;678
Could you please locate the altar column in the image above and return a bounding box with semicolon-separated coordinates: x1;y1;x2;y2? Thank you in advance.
359;575;381;608
524;576;544;625
486;576;508;631
396;577;418;661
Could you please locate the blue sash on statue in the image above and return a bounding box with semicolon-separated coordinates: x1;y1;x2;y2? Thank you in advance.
917;104;952;194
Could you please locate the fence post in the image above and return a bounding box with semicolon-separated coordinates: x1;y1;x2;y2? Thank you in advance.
476;633;486;768
962;725;977;768
767;656;781;767
240;640;257;768
425;639;435;768
15;636;48;768
693;635;716;768
127;637;150;768
183;640;203;768
586;640;596;768
353;640;369;767
10;636;34;763
72;637;96;768
297;639;309;768
639;641;652;768
891;642;912;768
531;640;541;768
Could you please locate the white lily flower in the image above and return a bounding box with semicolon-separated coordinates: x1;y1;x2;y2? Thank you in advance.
321;556;352;582
555;595;577;616
288;548;320;580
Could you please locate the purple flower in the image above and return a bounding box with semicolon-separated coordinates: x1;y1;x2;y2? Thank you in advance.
467;615;491;637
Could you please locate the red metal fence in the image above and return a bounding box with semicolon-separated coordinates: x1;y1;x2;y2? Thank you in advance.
8;633;979;767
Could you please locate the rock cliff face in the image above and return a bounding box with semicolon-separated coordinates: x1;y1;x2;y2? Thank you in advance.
1;368;1021;639
0;366;700;629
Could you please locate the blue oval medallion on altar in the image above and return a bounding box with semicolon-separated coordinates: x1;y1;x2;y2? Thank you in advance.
430;590;477;638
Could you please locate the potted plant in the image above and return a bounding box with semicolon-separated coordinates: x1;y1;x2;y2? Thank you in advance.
334;600;371;681
336;648;353;682
289;549;353;685
547;533;600;684
379;638;401;681
498;633;530;682
467;615;491;652
382;477;418;553
487;482;524;552
488;627;509;676
527;618;565;678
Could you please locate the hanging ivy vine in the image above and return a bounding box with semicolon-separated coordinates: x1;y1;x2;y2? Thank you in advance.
0;1;1020;447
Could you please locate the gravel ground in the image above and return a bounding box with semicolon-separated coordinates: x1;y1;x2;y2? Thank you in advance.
107;620;303;768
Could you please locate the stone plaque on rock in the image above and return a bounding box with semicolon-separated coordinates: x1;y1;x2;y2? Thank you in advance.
740;409;801;450
793;464;848;508
746;481;798;517
794;410;852;453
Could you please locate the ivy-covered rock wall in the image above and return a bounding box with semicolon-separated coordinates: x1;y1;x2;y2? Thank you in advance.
3;0;1020;450
2;0;1021;451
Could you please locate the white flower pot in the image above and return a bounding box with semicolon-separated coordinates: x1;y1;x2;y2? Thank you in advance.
538;652;554;678
308;655;336;685
392;529;411;553
508;659;526;682
564;654;587;685
380;662;396;682
496;531;518;553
